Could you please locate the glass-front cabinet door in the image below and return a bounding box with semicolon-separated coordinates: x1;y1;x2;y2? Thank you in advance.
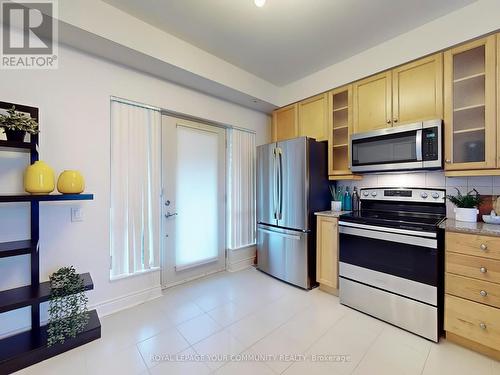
444;35;496;170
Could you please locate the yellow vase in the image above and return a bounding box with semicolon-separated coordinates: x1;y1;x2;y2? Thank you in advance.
57;170;85;194
24;161;55;195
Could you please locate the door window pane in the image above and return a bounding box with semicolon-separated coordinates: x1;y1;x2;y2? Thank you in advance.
175;126;219;268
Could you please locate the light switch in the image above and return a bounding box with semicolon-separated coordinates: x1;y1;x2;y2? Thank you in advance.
71;207;84;222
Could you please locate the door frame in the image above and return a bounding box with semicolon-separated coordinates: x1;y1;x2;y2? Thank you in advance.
161;115;227;288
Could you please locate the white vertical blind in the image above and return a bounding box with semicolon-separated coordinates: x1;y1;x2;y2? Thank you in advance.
227;129;256;250
110;100;161;279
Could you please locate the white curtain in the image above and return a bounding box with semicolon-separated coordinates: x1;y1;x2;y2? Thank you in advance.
110;100;161;279
227;129;256;250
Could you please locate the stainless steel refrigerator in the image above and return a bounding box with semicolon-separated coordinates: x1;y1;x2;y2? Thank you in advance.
256;137;330;289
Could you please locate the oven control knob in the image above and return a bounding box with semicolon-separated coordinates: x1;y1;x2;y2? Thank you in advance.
363;191;369;197
420;192;428;199
371;191;377;197
431;192;440;199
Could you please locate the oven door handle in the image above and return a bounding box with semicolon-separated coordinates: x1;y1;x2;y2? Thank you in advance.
339;226;437;249
338;221;436;238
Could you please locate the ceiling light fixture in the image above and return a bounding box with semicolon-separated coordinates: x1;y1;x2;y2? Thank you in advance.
254;0;266;8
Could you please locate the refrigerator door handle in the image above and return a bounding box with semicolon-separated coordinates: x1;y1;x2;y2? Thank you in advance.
277;147;283;220
272;147;278;219
257;227;301;241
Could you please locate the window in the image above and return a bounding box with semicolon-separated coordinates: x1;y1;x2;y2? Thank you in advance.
110;100;161;279
227;129;256;250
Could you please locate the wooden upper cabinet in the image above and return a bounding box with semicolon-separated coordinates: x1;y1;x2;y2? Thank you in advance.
329;85;354;176
353;71;392;133
444;35;496;170
298;93;328;141
272;104;298;142
392;53;443;125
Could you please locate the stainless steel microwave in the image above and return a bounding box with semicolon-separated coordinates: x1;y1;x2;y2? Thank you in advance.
351;120;442;173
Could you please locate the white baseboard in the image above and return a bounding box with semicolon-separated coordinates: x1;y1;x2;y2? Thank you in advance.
227;256;256;272
227;245;256;272
94;284;163;317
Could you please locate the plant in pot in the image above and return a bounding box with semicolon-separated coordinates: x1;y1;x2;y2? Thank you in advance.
47;266;89;346
447;188;482;223
0;106;39;142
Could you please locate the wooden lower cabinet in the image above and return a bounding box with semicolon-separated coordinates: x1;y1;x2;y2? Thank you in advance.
445;231;500;359
316;215;339;294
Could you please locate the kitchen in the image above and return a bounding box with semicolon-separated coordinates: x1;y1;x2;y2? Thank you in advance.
259;24;500;370
1;1;500;374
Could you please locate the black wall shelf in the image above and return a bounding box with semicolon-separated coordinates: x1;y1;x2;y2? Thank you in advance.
0;194;94;203
0;101;101;374
0;240;34;258
0;310;101;375
0;140;36;153
0;273;94;314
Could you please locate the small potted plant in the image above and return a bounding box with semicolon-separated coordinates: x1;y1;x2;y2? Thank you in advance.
0;106;39;142
447;188;482;222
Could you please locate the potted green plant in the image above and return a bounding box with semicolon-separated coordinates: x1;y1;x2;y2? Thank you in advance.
446;188;482;222
47;266;89;346
0;106;39;142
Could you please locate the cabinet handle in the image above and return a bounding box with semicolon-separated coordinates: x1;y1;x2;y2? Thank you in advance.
480;290;488;297
479;322;487;330
480;267;487;273
393;118;398;123
480;243;488;251
445;159;451;164
386;120;391;124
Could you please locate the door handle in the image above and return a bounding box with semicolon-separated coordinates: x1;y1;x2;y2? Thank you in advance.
273;148;278;219
277;147;283;220
165;212;178;218
258;227;301;240
415;129;422;161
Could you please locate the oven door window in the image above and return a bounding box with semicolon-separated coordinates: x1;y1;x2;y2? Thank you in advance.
352;130;417;167
339;230;437;286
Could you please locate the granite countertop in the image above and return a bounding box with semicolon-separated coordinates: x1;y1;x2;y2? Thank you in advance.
314;210;351;218
440;218;500;237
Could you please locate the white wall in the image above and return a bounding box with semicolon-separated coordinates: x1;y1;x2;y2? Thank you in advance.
280;0;500;105
0;43;270;336
56;0;279;107
336;172;500;219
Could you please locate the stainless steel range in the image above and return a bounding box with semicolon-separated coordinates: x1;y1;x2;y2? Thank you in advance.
338;187;446;342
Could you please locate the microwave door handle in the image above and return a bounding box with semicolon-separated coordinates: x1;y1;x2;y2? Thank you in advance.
416;129;423;161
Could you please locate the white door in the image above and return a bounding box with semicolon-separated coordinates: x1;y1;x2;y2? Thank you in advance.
161;115;226;287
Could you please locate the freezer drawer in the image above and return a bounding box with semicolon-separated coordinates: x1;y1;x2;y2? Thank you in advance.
257;224;310;289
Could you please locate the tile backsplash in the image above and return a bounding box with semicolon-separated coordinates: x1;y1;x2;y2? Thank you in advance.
336;172;500;218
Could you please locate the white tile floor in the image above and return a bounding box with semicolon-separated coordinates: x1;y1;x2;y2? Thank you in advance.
15;267;500;375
